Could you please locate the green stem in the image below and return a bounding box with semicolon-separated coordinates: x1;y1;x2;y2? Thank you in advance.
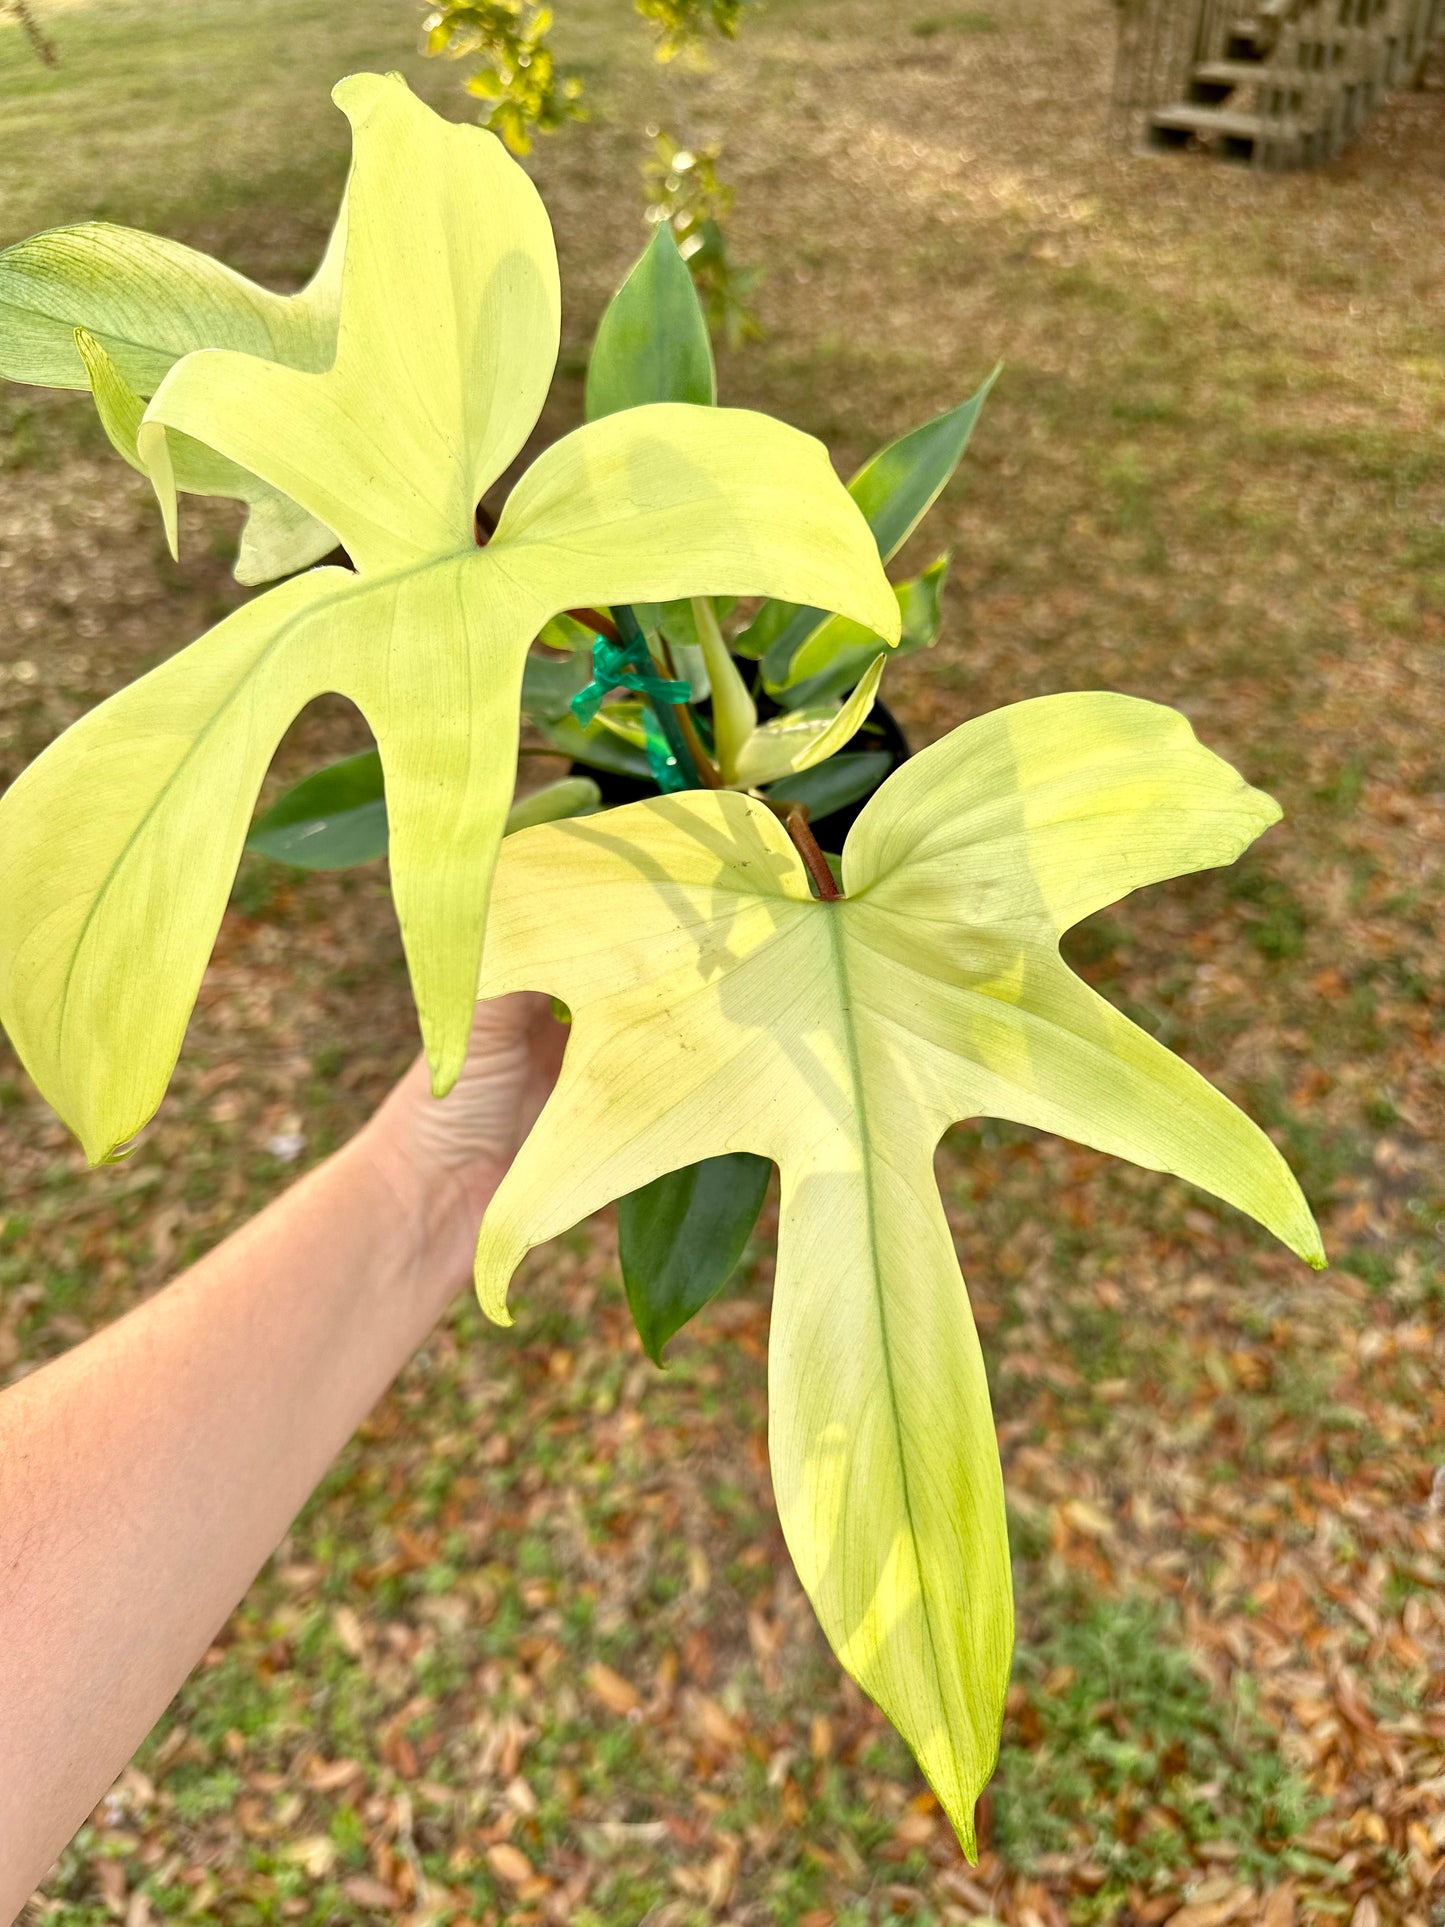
691;594;755;784
673;699;723;788
655;630;722;787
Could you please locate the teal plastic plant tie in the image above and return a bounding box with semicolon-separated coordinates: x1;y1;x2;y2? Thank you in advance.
569;634;689;728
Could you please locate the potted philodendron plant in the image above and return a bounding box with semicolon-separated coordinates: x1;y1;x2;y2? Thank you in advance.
0;75;1323;1852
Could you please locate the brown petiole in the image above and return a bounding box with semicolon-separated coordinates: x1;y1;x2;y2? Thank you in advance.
652;631;722;788
566;605;622;645
784;806;840;902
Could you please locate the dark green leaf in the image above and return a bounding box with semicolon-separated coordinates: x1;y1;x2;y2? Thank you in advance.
248;757;601;871
541;712;655;781
521;649;592;722
763;751;893;822
774;554;950;709
728;587;817;666
585;222;717;422
246;749;387;869
732;370;996;672
537;610;597;652
619;1151;772;1364
849;372;997;561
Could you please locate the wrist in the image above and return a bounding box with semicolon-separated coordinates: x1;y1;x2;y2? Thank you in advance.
343;1117;488;1318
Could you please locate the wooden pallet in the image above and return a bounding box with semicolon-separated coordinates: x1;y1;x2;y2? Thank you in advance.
1138;0;1441;167
1145;99;1305;158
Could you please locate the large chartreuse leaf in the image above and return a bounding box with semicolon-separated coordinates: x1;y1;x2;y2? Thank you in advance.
471;691;1324;1848
585;220;716;421
0;192;348;582
733;371;995;675
0;73;897;1165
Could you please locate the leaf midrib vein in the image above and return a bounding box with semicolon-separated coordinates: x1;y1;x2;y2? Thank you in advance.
825;911;946;1701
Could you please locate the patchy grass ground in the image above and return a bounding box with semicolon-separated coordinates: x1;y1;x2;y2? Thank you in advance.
3;0;1444;1922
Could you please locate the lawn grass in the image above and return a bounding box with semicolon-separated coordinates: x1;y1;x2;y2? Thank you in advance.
3;0;1444;1921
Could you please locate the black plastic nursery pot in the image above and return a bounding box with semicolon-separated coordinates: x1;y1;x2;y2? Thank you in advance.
572;698;912;853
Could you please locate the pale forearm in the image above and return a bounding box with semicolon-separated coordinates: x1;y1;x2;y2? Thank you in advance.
0;1119;473;1914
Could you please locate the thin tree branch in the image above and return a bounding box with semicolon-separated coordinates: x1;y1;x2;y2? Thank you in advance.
6;0;57;67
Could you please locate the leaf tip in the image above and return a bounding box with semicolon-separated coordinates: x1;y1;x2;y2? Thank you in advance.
1276;1181;1326;1273
630;1310;676;1369
331;69;407;121
473;1256;516;1329
949;1798;980;1864
906;1720;998;1866
425;1022;471;1101
80;1112;142;1167
1253;783;1285;830
650;217;683;262
473;1212;529;1329
136;418;179;560
872;587;904;649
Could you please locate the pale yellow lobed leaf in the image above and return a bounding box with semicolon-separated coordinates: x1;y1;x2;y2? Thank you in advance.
1;191;347;582
0;200;345;393
0;74;897;1161
0;558;540;1162
470;691;1324;1846
473;787;1007;1847
75;326;335;582
141;73;562;575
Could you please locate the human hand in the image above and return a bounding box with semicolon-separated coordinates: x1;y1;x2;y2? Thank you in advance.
357;991;569;1307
